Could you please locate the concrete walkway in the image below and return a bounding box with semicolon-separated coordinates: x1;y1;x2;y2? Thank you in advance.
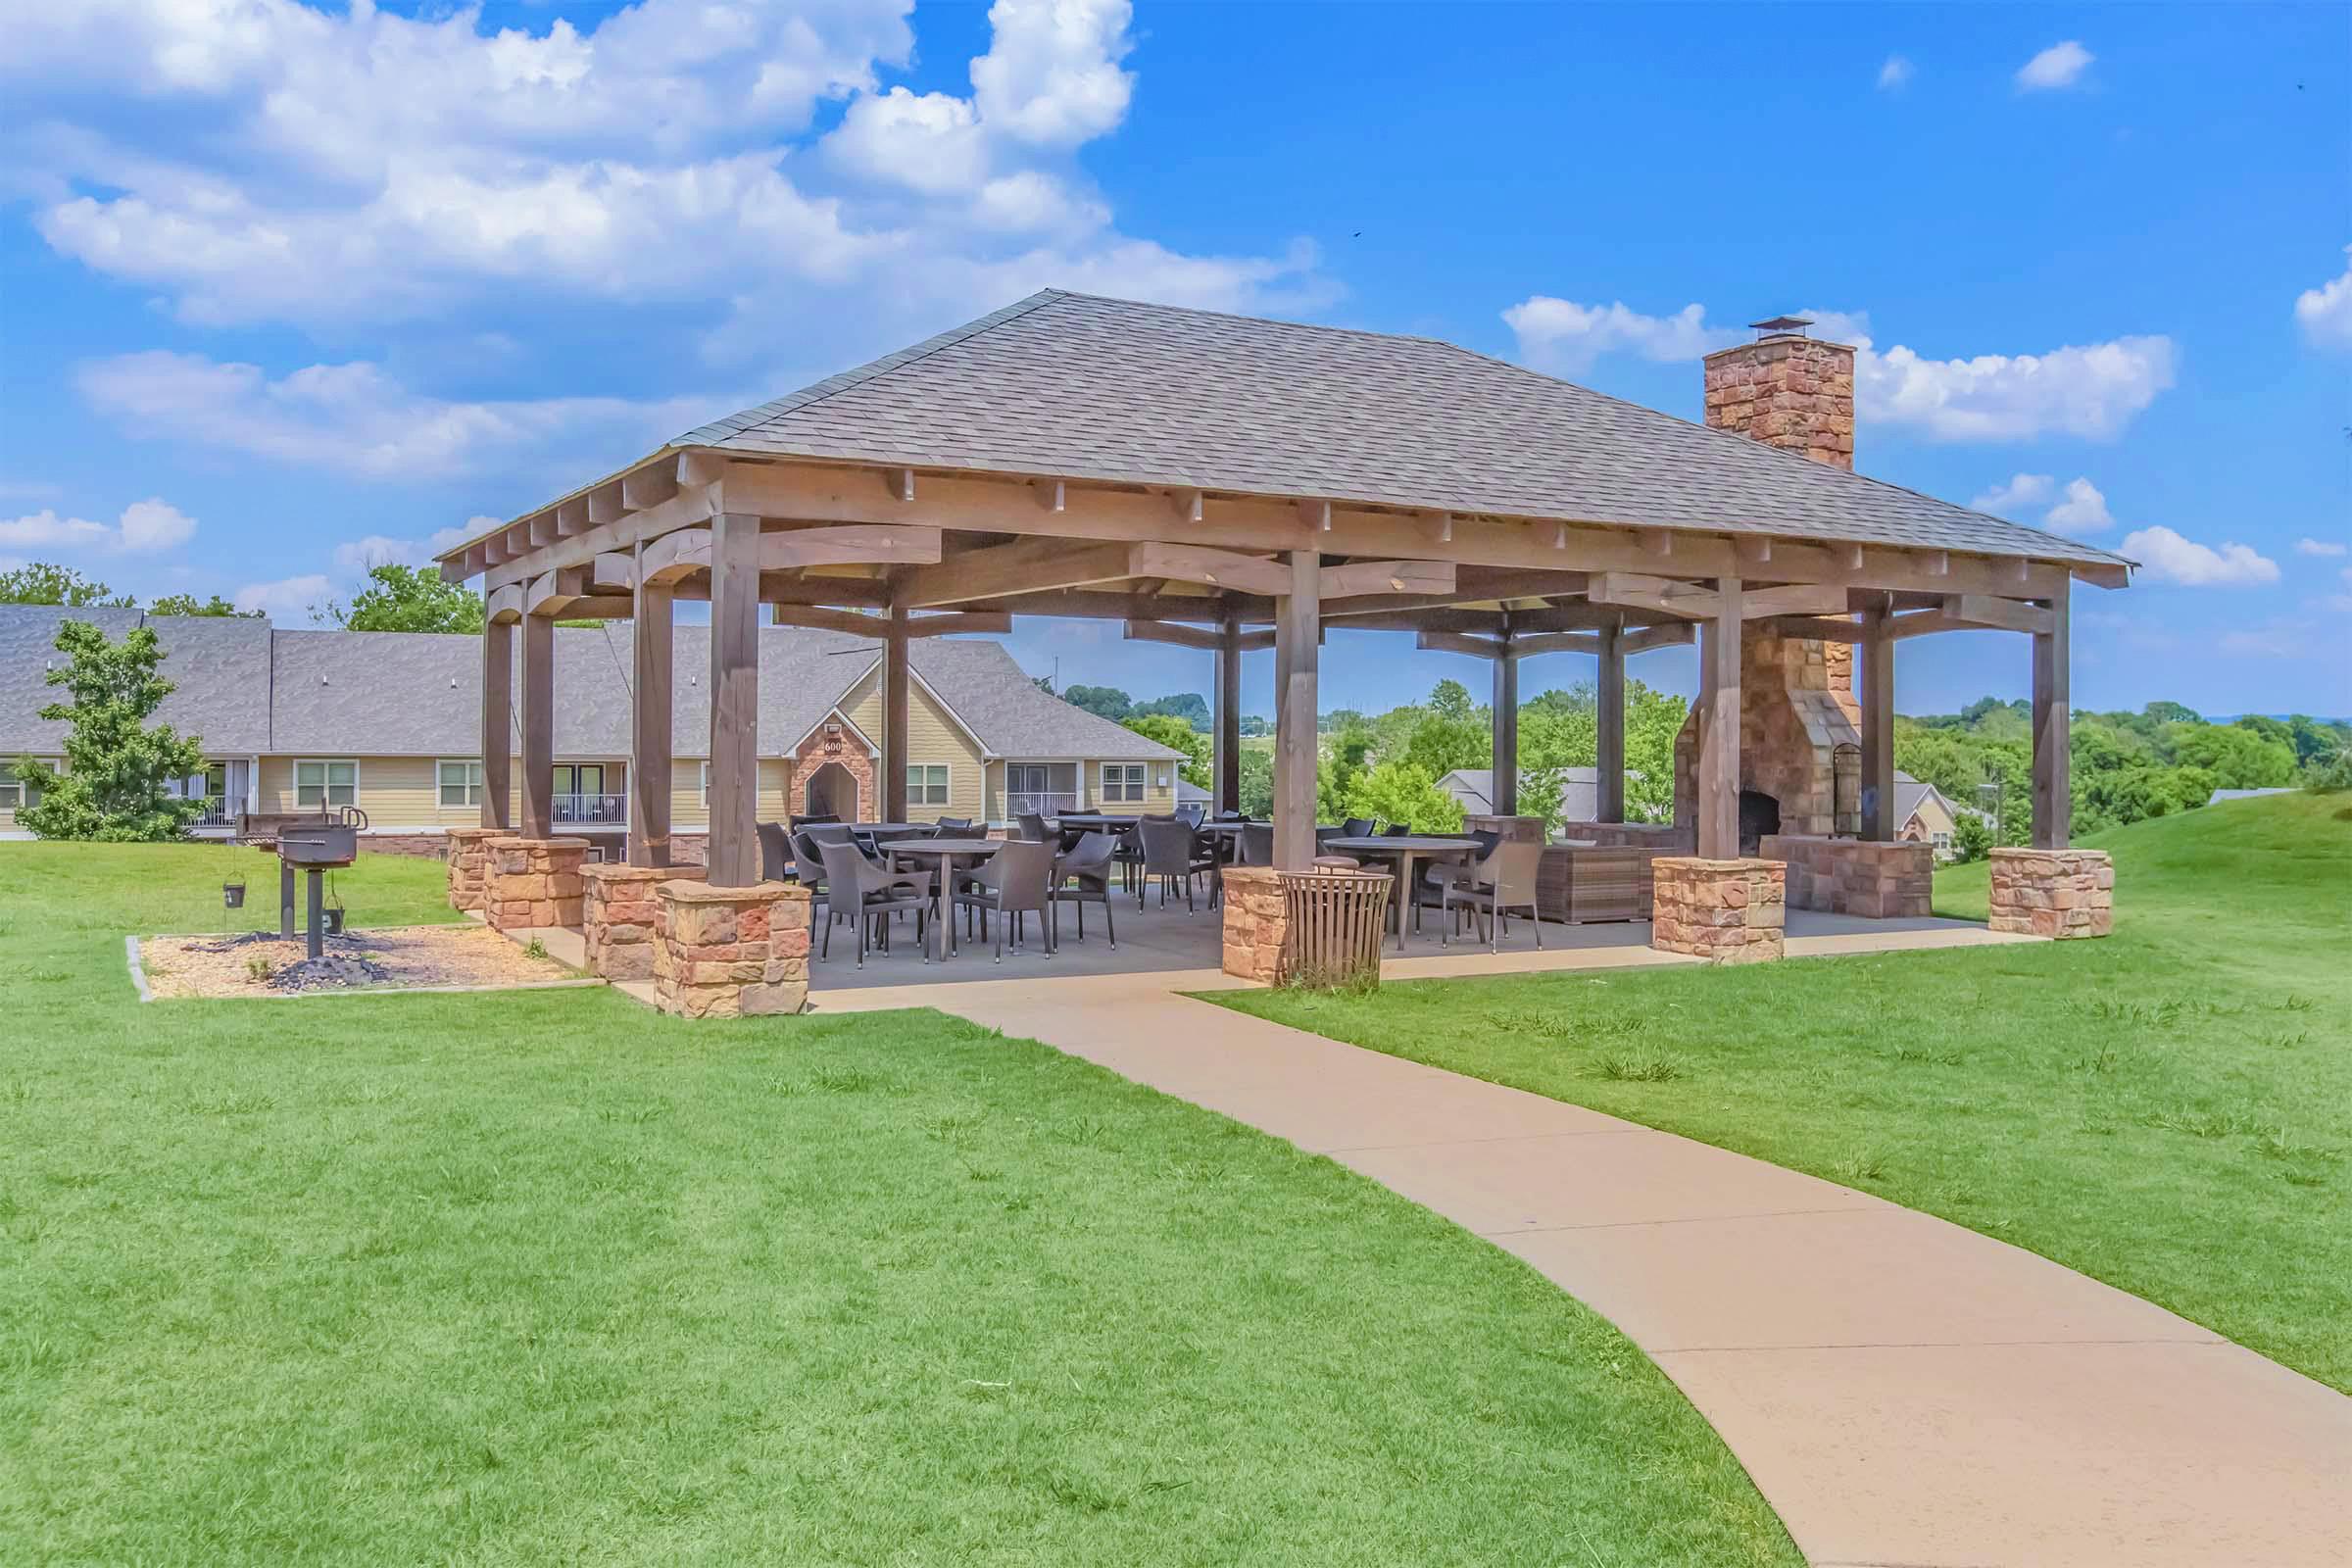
821;970;2352;1568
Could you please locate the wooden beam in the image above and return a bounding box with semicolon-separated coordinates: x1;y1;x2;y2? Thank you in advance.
1767;614;1872;643
1493;641;1519;814
528;511;558;548
1861;597;1895;842
525;566;591;618
888;466;915;503
1123;619;1223;652
906;611;1011;638
1740;584;1851;620
883;596;909;823
1941;594;2054;636
640;526;712;584
484;584;526;624
479;618;514;831
1127;541;1290;598
1640;529;1675;559
1589;570;1722;619
629;547;673;868
762;524;941;571
1034;478;1065;512
1506;630;1603;658
587;481;626;526
957;588;1265;623
1297;498;1333;532
1883;611;1975;642
2071;559;2130;590
556;499;589;538
1172;487;1203;523
768;605;887;636
1414;630;1505;659
706;513;761;886
1695;576;1741;859
1215;610;1242;814
519;612;555;840
898;538;1134;608
621;464;679;511
1274;551;1320;869
1595;618;1625;822
1318;559;1455;600
2033;579;2071;848
1622;621;1696;655
1735;536;1774;569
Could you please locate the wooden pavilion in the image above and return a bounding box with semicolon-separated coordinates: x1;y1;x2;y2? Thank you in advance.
436;291;2130;899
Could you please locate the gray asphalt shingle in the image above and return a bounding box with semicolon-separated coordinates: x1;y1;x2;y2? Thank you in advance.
679;290;2128;568
1;608;272;756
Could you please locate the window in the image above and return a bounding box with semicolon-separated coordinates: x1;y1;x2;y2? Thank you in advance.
296;760;357;809
1931;831;1952;850
0;763;32;809
1102;762;1146;804
438;760;484;808
906;764;949;807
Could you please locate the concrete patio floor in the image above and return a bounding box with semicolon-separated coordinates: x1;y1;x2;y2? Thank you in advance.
812;937;2352;1567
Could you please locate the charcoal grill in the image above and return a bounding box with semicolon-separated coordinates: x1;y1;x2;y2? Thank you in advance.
273;812;361;958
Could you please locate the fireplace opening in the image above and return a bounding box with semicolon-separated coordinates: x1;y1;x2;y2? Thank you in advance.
1739;790;1780;857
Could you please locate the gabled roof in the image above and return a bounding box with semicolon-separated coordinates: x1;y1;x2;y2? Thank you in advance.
1;607;272;755
2;606;1176;763
678;289;2127;568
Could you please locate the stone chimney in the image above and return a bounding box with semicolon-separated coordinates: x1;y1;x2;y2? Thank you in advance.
1673;317;1864;845
1701;316;1856;469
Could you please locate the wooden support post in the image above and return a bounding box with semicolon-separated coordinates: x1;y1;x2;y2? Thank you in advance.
1273;550;1320;870
1492;635;1519;815
2032;579;2071;849
519;613;555;839
707;512;761;887
628;549;673;867
480;617;513;829
1595;618;1625;822
1861;600;1896;841
1696;577;1741;859
883;595;910;824
1215;608;1243;814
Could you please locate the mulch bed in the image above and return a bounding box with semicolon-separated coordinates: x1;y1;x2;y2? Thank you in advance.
140;924;574;999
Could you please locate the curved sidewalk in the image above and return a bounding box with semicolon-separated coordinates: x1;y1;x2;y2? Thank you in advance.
827;969;2352;1568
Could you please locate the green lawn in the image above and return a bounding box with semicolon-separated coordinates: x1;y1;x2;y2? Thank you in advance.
1216;793;2352;1393
0;843;1793;1565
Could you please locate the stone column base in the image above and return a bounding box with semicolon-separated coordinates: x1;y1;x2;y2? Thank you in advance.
485;836;589;931
583;861;707;980
653;880;810;1017
445;826;502;912
1988;848;2114;938
1760;835;1934;918
1219;866;1290;983
1651;857;1787;962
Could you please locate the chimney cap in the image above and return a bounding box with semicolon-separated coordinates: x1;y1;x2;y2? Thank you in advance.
1748;315;1815;338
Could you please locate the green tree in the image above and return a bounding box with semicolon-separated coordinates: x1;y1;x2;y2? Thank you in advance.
1514;765;1568;831
148;592;261;617
325;564;485;634
15;621;207;841
2165;721;2295;790
1621;679;1687;822
1238;745;1275;816
1318;719;1378;822
1060;683;1133;722
1134;692;1210;729
1402;707;1489;778
1121;713;1210;788
0;562;132;607
1949;812;1993;862
1346;760;1465;833
1427;678;1476;722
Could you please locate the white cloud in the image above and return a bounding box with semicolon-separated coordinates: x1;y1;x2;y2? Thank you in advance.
2016;40;2093;91
1504;299;2173;440
3;0;1320;350
231;573;334;620
2324;566;2352;614
76;352;717;482
0;498;196;555
2218;622;2310;659
1971;473;2114;535
2293;246;2352;350
2043;477;2114;534
2118;525;2278;587
331;525;480;572
1502;299;1736;374
1877;55;1914;91
2293;536;2348;557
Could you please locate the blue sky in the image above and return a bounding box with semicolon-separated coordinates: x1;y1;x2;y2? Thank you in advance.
2;1;2346;719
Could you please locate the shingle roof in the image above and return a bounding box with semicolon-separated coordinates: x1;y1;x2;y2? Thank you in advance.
1;608;272;755
3;607;1175;763
678;289;2128;569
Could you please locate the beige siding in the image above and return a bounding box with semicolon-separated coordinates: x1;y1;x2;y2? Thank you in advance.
254;755;626;828
667;757;794;827
840;669;989;821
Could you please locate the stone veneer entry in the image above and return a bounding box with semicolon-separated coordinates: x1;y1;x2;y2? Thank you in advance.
485;836;588;932
1219;866;1291;983
582;861;707;980
1760;835;1934;918
1650;857;1787;962
444;826;499;912
1987;848;2115;939
653;880;811;1017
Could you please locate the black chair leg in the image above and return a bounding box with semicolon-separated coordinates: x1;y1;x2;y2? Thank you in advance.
1103;894;1115;950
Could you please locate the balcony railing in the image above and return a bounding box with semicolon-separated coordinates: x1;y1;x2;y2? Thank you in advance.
194;797;231;828
1004;790;1082;819
553;792;629;825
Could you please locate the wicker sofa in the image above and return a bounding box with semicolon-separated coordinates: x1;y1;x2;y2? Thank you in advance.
1463;815;1687;923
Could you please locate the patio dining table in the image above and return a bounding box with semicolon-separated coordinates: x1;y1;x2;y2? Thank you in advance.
1319;835;1483;951
886;838;1004;961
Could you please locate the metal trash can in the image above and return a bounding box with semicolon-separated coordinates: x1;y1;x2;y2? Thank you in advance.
1279;869;1392;989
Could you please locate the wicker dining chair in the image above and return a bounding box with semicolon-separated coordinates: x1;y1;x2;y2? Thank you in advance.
1440;839;1545;952
1138;815;1218;910
952;837;1059;961
1050;831;1117;948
